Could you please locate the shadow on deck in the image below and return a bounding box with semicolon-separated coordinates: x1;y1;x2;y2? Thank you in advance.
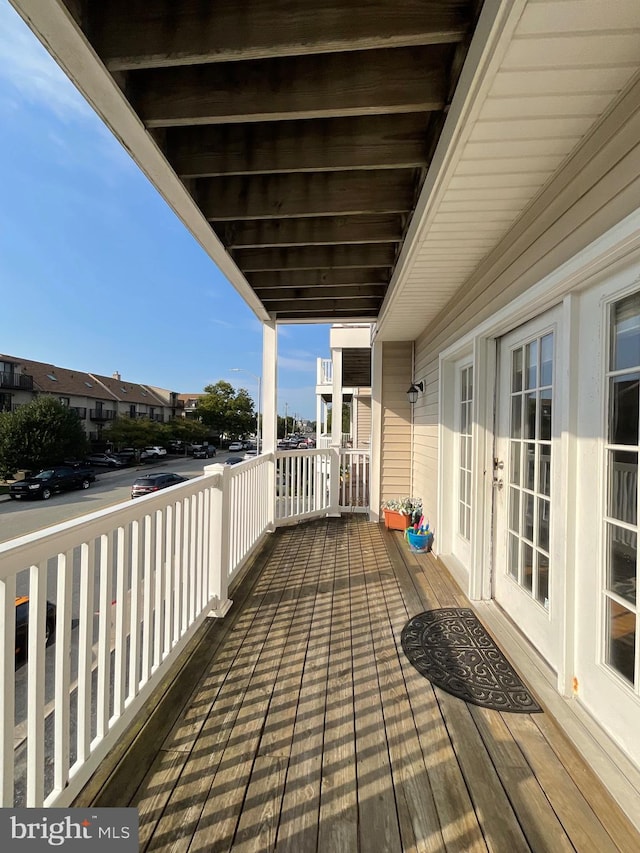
76;516;640;852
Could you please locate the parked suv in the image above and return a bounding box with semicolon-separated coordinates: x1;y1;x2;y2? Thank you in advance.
9;466;93;500
131;472;187;498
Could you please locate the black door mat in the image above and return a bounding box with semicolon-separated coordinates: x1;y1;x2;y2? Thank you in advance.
401;607;542;713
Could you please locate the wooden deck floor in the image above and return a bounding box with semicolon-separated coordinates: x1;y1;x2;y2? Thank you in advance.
119;516;639;852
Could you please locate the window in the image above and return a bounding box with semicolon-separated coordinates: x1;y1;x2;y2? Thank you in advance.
507;333;553;608
603;293;639;687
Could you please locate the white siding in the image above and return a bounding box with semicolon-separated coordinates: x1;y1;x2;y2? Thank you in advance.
380;342;412;503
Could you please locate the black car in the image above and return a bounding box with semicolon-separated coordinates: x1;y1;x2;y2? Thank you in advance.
131;472;188;498
15;595;56;659
224;456;245;466
9;466;93;500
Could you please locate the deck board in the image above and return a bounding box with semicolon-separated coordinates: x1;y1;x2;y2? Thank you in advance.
117;517;640;852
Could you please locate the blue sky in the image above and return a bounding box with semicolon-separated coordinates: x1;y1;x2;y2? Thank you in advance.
0;1;329;420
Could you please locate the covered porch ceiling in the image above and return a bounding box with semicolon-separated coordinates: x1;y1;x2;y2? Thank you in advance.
10;1;640;337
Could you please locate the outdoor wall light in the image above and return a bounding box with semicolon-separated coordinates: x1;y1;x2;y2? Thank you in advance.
406;381;424;404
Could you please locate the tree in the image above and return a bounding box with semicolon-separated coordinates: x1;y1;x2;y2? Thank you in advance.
105;416;164;449
0;396;88;477
196;381;255;437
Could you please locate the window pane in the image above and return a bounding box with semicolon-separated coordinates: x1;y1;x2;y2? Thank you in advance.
510;441;521;485
538;446;551;496
524;393;537;440
612;292;640;371
523;493;534;542
609;375;639;446
522;543;533;592
461;368;468;401
540;390;552;441
459;467;466;504
537;554;549;609
508;533;519;578
606;598;635;684
512;348;523;392
607;450;637;526
467;367;473;400
525;443;535;490
525;341;538;390
511;395;522;439
606;523;636;606
540;333;553;386
509;487;520;533
537;497;550;552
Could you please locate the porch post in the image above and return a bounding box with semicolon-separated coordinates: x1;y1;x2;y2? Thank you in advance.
204;464;232;617
315;391;322;445
329;346;342;515
370;339;383;522
262;320;277;528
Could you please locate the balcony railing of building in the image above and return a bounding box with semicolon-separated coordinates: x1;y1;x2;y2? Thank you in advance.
317;432;353;449
0;447;369;808
316;358;332;385
0;371;33;391
89;409;116;422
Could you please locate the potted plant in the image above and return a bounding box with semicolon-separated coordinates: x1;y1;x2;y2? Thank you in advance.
381;497;422;530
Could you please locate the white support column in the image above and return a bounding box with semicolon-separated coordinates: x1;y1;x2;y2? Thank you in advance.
262;321;278;529
316;392;322;444
329;347;343;515
262;321;277;453
370;339;383;522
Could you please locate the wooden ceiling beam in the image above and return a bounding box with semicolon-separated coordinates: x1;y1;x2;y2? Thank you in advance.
233;245;396;271
132;47;449;127
270;308;379;321
263;296;383;313
201;170;416;220
221;215;405;248
246;269;390;289
88;0;470;71
254;285;387;301
168;114;429;178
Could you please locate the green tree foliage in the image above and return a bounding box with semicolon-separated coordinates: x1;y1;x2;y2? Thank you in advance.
105;415;164;449
0;396;88;477
196;381;255;437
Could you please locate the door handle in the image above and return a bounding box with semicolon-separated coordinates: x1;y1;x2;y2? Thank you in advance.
492;477;503;490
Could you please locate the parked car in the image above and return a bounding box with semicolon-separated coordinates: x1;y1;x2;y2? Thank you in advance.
9;466;93;500
86;452;127;468
192;443;216;458
143;446;167;459
224;456;244;465
15;595;56;659
227;442;244;452
131;472;188;498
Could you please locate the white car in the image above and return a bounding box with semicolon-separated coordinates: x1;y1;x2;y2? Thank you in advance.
143;446;167;459
227;441;244;452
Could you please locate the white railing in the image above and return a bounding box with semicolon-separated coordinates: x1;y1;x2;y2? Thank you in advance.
316;433;353;449
275;449;331;522
0;449;369;807
339;449;370;513
317;358;332;385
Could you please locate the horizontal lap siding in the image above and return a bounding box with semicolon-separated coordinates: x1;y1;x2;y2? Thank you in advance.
380;342;412;502
411;77;640;534
355;395;371;449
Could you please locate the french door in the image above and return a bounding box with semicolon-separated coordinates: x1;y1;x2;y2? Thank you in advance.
493;308;563;670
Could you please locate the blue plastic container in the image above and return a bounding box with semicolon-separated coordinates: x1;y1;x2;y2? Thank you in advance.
406;530;433;551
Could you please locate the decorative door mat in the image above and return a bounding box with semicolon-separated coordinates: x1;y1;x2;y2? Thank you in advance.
401;608;542;713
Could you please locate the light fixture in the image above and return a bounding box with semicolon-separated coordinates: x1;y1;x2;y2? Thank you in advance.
406;380;424;404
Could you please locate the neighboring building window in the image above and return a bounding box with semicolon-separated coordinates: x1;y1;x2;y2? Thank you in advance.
130;404;136;418
0;393;11;412
458;365;473;541
604;292;639;687
507;333;553;608
59;397;70;407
